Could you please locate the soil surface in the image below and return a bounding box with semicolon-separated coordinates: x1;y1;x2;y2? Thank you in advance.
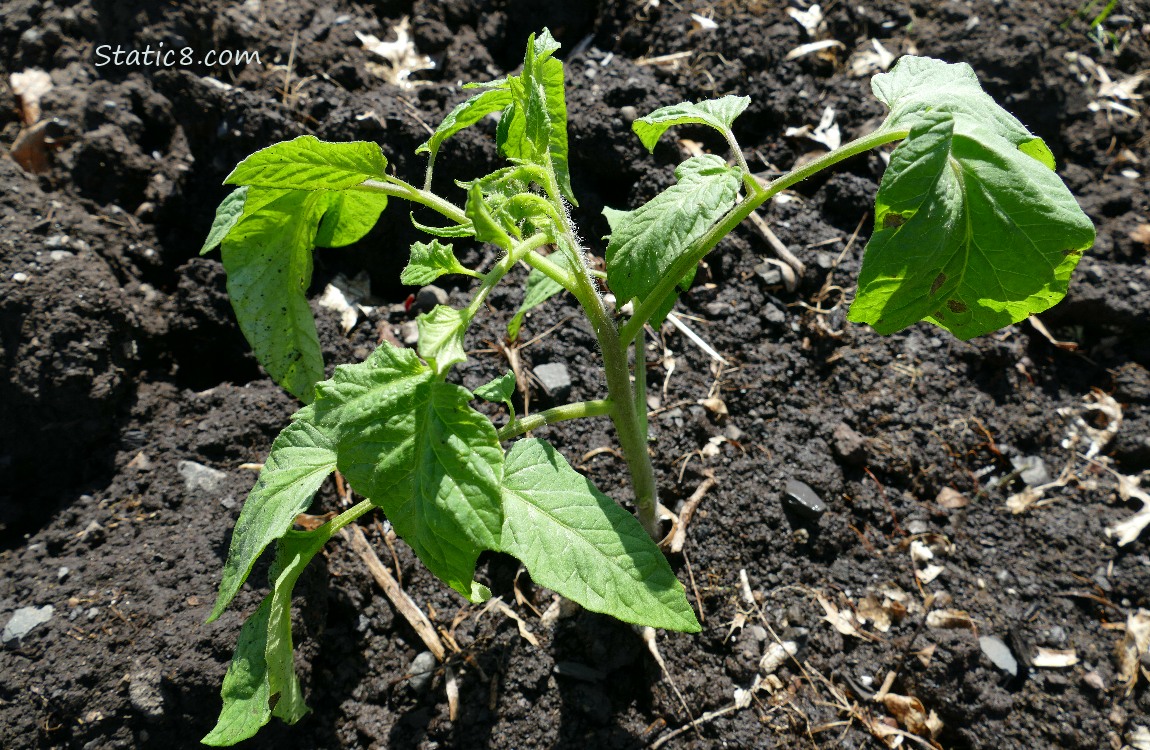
2;1;1150;748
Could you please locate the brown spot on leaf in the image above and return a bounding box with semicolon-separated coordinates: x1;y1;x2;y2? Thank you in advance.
1061;247;1083;257
883;212;907;229
946;299;967;314
930;272;947;295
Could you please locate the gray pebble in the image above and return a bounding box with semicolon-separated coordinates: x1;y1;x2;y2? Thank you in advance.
1011;455;1049;486
534;362;572;401
754;262;782;286
129;661;166;720
57;566;70;581
782;479;826;520
831;422;868;466
178;460;226;495
414;285;449;313
2;605;54;646
620;105;638;124
979;635;1018;676
409;651;437;694
762;303;786;325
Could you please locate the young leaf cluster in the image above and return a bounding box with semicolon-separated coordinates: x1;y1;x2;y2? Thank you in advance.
200;29;1093;746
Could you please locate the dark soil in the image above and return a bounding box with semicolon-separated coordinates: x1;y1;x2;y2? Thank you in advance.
2;1;1149;748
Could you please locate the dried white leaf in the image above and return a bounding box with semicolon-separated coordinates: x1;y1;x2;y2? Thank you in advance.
357;17;434;88
817;592;877;640
849;38;897;76
1118;609;1150;694
1128;725;1150;750
926;609;973;630
689;12;718;31
936;486;969;509
857;595;892;632
916;563;944;584
810;106;841;150
759;640;798;674
910;540;934;563
1031;647;1078;668
317;271;372;334
1107;473;1150;547
9;68;53;125
1060;391;1122;459
786;4;823;37
784;39;845;61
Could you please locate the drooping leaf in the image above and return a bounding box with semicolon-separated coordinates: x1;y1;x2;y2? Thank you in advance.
873;56;1053;165
225;135;386;191
631;95;750;152
605;154;741;323
417;87;513;166
401;240;478;285
848;59;1095;339
209;405;336;621
312;344;503;600
410;213;476;238
474;371;516;419
417;304;469;372
221;188;327;402
201;187;249;255
500;438;700;632
202;527;330;745
508;267;564;341
314;191;388;248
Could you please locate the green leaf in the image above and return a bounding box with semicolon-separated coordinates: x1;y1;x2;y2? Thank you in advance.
474;371;516;418
410;213;476;238
605;154;741;323
417;304;469;372
221;188;327;402
225;135;386;191
312;344;503;600
873;57;1053;164
314;191;387;248
500;438;700;632
401;240;478;285
466;182;516;248
208;405;336;621
202;527;330;745
508;267;564;341
417;88;513;164
632;95;750;152
848;110;1094;339
495;31;576;205
201;187;249;255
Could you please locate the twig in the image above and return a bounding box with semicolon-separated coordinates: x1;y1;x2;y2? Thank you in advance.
649;703;740;748
665;311;728;364
666;469;718;553
746;209;806;277
342;524;446;661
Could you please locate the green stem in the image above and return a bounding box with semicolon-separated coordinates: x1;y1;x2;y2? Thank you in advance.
498;399;612;441
524;249;579;291
619;127;908;345
538;159;662;539
325;498;375;538
634;328;649;444
355;178;469;226
465;233;552;320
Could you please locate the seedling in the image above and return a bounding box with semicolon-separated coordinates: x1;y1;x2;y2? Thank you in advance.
199;31;1093;744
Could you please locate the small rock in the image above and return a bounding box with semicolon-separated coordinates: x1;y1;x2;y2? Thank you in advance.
399;320;419;345
534;362;572;401
57;566;70;581
12;272;29;283
749;625;768;642
3;605;54;646
753;262;782;286
979;635;1018;677
1083;671;1106;691
413;285;449;313
704;301;730;319
619;105;638;124
723;424;745;442
129;661;166;720
831;423;867;466
762;303;786;325
815;251;835;270
49;250;73;262
178;460;226;495
79;520;105;546
1011;455;1049;486
408;651;437;694
86;607;99;621
782;479;826;520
